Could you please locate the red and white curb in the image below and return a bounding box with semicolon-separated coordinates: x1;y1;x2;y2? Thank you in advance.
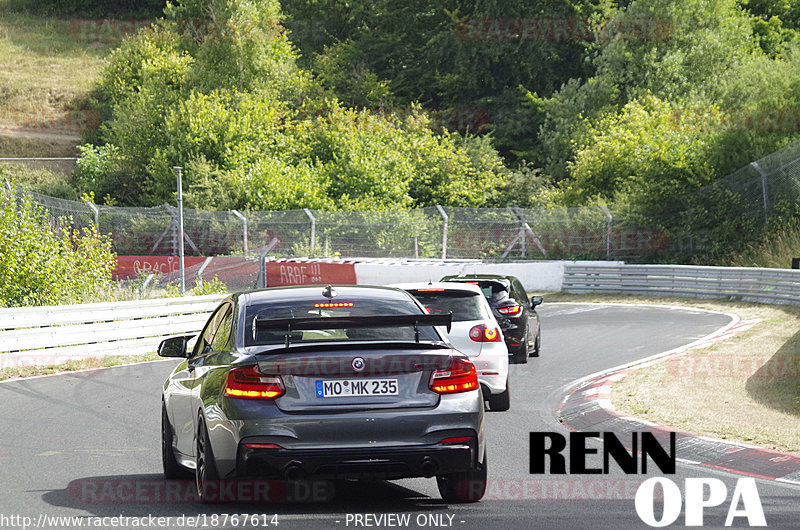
557;314;800;485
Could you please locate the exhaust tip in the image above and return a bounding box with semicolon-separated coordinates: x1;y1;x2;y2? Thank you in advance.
420;457;438;478
283;461;306;481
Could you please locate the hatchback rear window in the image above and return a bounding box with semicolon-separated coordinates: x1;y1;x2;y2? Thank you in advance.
407;291;490;322
460;281;509;302
244;299;441;346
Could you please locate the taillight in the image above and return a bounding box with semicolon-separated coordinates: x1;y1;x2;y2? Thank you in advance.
497;304;521;315
468;324;502;342
430;358;478;394
224;365;284;399
244;443;283;449
439;436;473;444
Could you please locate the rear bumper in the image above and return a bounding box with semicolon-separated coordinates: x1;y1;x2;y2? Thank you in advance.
501;321;528;353
470;343;508;395
237;439;477;480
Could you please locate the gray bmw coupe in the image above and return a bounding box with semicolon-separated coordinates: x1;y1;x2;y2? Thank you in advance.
158;285;487;502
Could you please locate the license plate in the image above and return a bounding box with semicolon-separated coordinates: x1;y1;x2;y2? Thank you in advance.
315;378;398;398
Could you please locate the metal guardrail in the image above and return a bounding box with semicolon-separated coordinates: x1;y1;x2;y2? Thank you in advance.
4;263;800;368
0;294;226;361
563;264;800;305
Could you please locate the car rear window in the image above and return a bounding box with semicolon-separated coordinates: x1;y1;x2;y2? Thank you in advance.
407;291;490;322
244;299;441;347
462;281;510;301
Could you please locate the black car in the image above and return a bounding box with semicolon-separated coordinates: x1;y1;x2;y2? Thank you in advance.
440;274;542;364
158;285;487;503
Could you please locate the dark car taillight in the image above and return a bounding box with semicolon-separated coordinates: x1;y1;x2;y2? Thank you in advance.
468;324;502;342
224;365;285;399
430;358;478;394
497;304;522;315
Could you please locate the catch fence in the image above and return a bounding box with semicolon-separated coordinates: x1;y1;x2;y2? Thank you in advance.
17;195;674;262
7;136;800;263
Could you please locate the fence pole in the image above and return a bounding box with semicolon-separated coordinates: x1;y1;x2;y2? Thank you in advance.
750;162;770;224
87;201;99;229
599;205;613;259
174;166;185;294
257;237;281;289
197;257;213;283
304;208;316;257
435;205;448;259
231;209;248;252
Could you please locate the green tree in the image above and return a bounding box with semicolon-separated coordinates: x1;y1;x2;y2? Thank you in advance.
283;0;611;162
537;0;760;180
84;0;509;210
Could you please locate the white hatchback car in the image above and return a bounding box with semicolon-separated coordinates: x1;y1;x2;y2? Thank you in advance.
393;282;511;411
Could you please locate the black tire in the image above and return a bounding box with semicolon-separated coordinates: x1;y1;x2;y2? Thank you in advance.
195;416;220;503
436;450;488;503
529;333;541;357
488;378;510;411
162;403;189;479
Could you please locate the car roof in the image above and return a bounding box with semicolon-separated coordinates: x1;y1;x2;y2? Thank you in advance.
391;281;484;294
237;284;416;307
441;275;513;287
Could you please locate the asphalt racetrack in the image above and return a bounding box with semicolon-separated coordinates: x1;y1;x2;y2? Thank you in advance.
1;303;798;529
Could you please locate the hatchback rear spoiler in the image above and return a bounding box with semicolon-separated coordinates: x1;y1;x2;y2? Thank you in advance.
253;313;452;346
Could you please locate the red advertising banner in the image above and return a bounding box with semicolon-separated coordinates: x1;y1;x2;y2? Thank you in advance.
265;261;357;287
114;256;207;280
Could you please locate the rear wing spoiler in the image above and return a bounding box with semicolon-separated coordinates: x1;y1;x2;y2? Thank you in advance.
252;313;453;346
448;278;508;289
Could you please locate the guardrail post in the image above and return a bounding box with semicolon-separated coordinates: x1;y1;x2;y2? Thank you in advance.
599;205;613;259
304;208;316;257
435;205;448;259
230;209;248;252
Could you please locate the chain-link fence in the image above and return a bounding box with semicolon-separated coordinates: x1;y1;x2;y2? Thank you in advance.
12;194;687;261
10;137;800;263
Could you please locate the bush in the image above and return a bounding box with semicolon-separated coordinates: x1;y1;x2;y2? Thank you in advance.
0;182;116;307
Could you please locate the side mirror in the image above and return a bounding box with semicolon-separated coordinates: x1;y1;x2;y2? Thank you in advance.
530;296;543;307
158;335;195;358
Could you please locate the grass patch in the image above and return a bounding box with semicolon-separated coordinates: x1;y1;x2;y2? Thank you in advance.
0;351;160;380
543;292;800;454
729;224;800;269
0;2;117;155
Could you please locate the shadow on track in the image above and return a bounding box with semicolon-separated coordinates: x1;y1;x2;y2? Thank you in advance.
39;474;455;517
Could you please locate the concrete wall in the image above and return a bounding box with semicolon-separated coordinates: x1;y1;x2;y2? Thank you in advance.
354;261;624;292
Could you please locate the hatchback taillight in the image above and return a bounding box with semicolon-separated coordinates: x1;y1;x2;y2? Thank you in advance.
468;324;502;342
497;304;521;315
430;358;479;394
224;365;285;399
